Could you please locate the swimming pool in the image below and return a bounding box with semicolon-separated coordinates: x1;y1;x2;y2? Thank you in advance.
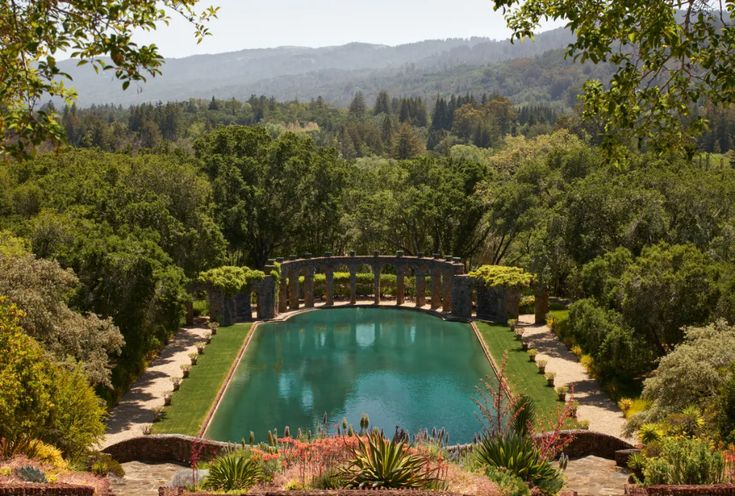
205;307;495;444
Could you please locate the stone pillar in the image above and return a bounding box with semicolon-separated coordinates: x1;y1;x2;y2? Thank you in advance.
289;272;300;311
304;268;315;308
431;267;443;310
235;289;252;320
396;266;405;306
207;289;230;326
185;300;194;326
504;287;522;323
442;267;454;313
475;284;495;321
349;267;357;304
257;275;276;319
450;274;473;320
415;269;426;307
535;286;549;325
372;264;381;305
278;273;288;314
325;269;334;306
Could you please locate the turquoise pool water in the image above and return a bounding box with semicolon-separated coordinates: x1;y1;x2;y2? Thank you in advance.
205;307;494;444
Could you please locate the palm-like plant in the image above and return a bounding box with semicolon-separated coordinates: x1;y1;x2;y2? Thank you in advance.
341;431;439;489
203;451;263;491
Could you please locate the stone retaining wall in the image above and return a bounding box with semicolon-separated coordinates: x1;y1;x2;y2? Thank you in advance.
625;485;735;496
102;435;238;465
104;430;635;466
543;430;636;460
0;485;94;495
160;489;463;496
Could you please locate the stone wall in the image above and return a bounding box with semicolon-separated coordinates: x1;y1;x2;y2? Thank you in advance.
105;431;634;467
536;430;636;460
0;485;94;495
625;485;735;496
103;435;238;465
475;285;521;323
160;489;463;496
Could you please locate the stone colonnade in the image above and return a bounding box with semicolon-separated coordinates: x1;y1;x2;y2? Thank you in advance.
202;255;528;325
276;254;466;317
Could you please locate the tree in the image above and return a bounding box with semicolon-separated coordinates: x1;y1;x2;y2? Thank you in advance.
373;91;391;115
1;0;218;159
391;122;424;159
630;320;735;429
348;92;366;117
0;249;124;387
0;297;106;459
195;126;348;267
492;0;735;157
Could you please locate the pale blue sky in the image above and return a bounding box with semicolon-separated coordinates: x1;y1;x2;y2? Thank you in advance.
135;0;564;58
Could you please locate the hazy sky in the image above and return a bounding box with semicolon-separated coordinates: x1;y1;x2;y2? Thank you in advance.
134;0;564;58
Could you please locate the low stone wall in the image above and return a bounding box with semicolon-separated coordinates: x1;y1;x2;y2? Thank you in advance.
625;485;735;496
537;430;636;460
105;431;634;466
103;435;238;465
160;490;463;496
0;485;94;495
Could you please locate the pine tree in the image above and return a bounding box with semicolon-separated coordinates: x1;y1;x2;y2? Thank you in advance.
374;91;390;115
349;92;366;117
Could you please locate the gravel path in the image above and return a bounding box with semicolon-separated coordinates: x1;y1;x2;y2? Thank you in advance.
102;326;211;448
563;456;630;495
517;315;632;441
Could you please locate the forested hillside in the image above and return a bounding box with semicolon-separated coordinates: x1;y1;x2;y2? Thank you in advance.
59;28;577;106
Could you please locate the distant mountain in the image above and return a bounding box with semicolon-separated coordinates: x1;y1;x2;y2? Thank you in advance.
63;28;578;107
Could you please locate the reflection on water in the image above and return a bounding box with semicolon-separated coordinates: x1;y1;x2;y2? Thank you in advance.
206;308;495;444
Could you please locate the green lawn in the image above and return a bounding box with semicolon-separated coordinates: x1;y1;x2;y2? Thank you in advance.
154;323;252;436
474;321;566;426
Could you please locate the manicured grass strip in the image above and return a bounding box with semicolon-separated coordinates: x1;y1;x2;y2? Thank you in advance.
154;323;251;436
474;321;563;426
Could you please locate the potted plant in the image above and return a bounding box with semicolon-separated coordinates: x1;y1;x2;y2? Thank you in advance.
556;386;568;402
545;371;556;387
196;342;205;355
171;376;181;391
164;393;172;406
508;318;517;332
528;348;538;362
208;321;219;336
205;332;212;344
142;424;153;435
537;359;547;374
152;406;164;422
567;400;579;418
521;339;529;351
181;363;191;378
189;351;198;365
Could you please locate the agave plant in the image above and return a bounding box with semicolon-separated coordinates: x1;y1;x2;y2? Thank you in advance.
16;465;47;483
474;432;563;494
203;451;263;491
341;431;438;489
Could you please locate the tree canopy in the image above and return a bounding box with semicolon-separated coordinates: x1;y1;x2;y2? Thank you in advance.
1;0;217;159
492;0;735;157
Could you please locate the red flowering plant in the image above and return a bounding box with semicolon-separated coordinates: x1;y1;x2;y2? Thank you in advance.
277;434;360;487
